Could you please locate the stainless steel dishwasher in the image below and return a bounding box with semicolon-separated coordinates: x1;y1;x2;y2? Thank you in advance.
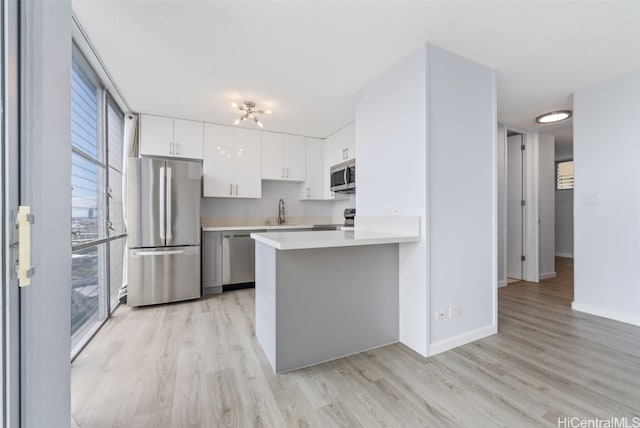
222;230;264;287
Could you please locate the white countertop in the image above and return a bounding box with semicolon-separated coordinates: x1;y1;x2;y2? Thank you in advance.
203;224;316;232
251;230;420;250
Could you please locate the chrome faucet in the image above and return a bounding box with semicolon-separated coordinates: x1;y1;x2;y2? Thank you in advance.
278;198;285;225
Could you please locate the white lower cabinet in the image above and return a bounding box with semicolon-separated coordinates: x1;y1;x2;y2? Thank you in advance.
203;124;261;198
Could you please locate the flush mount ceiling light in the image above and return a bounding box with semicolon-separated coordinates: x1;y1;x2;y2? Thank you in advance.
231;100;272;128
535;110;572;124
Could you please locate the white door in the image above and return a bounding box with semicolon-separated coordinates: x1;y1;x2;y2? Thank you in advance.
234;128;262;198
173;119;203;159
203;123;234;197
507;134;524;280
284;134;306;181
139;114;174;157
261;131;284;179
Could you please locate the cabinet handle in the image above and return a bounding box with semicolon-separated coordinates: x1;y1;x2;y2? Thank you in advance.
235;184;239;195
281;167;284;178
229;184;233;196
343;148;346;159
345;148;348;159
286;168;289;178
176;142;180;155
170;142;174;155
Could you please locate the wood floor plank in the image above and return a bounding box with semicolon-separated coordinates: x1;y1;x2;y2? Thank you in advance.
72;257;640;427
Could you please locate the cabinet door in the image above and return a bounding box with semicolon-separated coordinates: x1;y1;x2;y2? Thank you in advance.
260;131;285;180
323;138;335;199
173;119;203;159
139;114;174;156
284;134;306;181
343;123;356;161
203;123;234;197
233;128;262;198
302;137;324;199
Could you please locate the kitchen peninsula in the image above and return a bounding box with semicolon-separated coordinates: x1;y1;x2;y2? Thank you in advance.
251;218;420;373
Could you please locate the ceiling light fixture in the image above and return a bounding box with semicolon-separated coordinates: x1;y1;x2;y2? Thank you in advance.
535;110;572;124
231;100;271;128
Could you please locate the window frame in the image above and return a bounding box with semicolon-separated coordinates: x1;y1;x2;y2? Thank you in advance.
556;159;574;191
70;44;127;360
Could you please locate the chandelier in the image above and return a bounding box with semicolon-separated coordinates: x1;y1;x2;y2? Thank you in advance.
231;101;272;128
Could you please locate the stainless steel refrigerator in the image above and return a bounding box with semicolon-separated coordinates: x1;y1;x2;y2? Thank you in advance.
127;157;201;306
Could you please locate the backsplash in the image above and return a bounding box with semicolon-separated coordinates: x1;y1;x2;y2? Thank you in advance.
201;181;354;225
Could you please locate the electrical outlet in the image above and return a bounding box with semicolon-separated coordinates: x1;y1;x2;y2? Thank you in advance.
449;306;462;318
392;208;402;216
435;309;447;320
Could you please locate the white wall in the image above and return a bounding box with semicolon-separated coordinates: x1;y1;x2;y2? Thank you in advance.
555;188;574;257
538;133;555;278
573;72;640;326
356;45;429;355
428;46;496;350
356;43;496;356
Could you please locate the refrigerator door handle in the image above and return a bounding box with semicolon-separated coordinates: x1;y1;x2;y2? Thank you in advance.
166;166;173;244
132;249;185;256
159;166;166;242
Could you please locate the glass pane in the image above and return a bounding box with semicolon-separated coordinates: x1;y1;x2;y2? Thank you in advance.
72;152;106;244
109;238;125;312
71;55;102;161
71;244;107;349
107;101;124;172
108;168;125;236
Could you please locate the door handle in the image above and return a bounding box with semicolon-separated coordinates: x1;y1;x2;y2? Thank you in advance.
16;206;35;287
159;166;166;241
108;220;115;231
133;249;185;256
166;166;173;244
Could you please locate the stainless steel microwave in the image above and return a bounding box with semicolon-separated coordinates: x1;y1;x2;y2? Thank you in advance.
330;159;355;193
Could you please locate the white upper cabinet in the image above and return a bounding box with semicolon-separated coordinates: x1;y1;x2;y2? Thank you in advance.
233;128;262;198
261;132;306;181
203;124;261;198
261;132;285;179
301;137;333;200
139;114;203;159
173;119;203;159
327;122;356;165
203;124;234;197
284;135;306;181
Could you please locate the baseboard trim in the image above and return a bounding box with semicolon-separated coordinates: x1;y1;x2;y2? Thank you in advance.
428;324;497;357
539;272;557;280
497;280;507;288
555;252;573;258
571;301;640;327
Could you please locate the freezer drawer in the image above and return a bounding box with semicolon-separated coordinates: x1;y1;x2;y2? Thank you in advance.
202;231;223;295
128;246;201;306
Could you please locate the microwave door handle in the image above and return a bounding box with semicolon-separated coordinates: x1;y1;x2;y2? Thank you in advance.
344;168;348;186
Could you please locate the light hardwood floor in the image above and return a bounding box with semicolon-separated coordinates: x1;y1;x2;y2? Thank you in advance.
72;257;640;427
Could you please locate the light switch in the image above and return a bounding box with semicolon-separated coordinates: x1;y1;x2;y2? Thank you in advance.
583;193;598;206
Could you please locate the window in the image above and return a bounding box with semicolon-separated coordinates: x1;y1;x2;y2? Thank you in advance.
556;160;574;190
70;45;126;356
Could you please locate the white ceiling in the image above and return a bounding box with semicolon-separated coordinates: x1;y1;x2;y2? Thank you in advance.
72;1;640;138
